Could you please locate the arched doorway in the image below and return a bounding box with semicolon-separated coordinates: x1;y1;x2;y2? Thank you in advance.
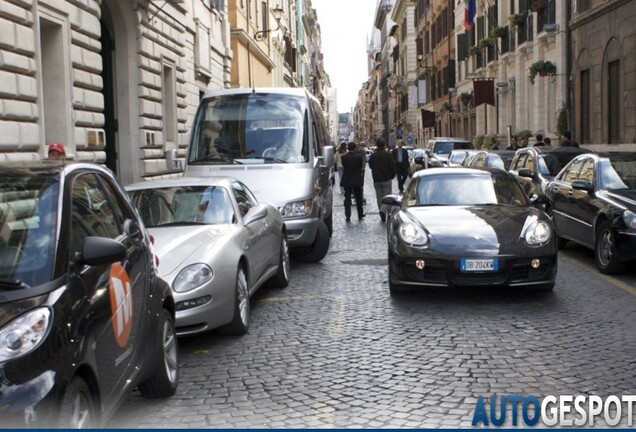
100;22;117;174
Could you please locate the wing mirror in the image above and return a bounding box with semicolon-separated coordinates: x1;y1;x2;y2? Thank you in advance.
381;194;403;207
571;179;594;194
78;237;126;266
243;204;268;225
518;168;534;178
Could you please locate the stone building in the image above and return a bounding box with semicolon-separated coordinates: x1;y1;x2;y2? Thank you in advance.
0;0;234;184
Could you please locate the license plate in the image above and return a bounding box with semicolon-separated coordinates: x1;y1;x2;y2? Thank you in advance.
460;258;499;272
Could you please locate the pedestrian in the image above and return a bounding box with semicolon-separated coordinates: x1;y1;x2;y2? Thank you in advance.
391;138;410;193
505;136;518;151
355;142;367;206
334;142;347;193
368;138;396;223
519;136;529;148
48;141;66;161
560;131;579;147
340;142;365;222
534;134;545;147
543;137;551;146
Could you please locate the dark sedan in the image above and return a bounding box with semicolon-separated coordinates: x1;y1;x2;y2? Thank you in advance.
382;168;557;294
546;152;636;274
468;149;516;171
0;162;178;427
509;146;589;198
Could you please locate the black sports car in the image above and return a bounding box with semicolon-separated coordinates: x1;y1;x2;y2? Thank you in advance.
546;152;636;274
382;168;557;294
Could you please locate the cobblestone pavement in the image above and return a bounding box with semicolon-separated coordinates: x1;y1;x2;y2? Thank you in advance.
110;168;636;428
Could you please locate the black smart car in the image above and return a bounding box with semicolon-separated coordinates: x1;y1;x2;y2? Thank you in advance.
546;152;636;274
0;162;178;427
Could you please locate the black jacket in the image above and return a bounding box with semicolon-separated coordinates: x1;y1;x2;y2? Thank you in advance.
392;147;410;170
340;151;365;188
368;149;396;182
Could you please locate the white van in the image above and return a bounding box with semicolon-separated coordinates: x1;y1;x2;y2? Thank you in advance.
425;137;474;167
182;88;334;262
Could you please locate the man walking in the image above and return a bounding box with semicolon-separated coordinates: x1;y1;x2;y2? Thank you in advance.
392;139;410;193
340;142;365;222
368;138;396;223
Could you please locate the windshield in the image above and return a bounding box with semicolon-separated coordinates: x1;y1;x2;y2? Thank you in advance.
188;93;308;165
408;173;528;207
0;173;59;287
491;153;515;170
601;157;636;190
432;141;472;155
129;186;234;228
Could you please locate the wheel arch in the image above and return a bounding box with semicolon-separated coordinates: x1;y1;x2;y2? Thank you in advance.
72;365;102;423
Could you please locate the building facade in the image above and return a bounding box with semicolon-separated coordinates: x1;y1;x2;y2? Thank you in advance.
1;0;233;184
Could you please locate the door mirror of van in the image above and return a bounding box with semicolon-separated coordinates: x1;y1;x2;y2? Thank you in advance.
320;145;334;168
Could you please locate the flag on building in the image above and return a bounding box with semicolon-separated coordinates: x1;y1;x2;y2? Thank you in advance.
464;0;476;31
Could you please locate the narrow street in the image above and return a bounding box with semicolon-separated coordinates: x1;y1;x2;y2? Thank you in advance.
110;169;636;428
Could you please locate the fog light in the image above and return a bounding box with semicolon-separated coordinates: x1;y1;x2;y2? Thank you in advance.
176;295;212;311
531;259;541;269
415;259;426;270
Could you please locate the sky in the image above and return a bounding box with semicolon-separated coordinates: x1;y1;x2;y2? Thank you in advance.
312;0;378;114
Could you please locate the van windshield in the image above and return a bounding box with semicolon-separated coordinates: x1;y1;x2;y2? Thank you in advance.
432;141;472;155
188;93;309;165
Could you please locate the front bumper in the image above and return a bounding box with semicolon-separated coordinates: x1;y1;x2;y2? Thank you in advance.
615;229;636;262
283;217;319;248
389;251;557;289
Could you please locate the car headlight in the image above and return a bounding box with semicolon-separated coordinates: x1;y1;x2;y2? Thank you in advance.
398;220;429;247
623;210;636;229
0;307;51;362
281;199;312;218
173;263;213;293
524;220;552;245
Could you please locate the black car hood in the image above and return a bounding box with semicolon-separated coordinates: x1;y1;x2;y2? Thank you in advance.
405;205;545;255
603;189;636;209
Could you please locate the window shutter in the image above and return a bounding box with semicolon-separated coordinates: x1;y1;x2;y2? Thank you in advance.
608;61;620;144
580;69;590;144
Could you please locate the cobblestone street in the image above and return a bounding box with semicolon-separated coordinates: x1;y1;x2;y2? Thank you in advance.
111;170;636;428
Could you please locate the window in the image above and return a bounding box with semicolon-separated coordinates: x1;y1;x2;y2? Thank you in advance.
232;182;256;217
261;1;267;33
578;158;595;183
163;64;177;144
561;158;584;184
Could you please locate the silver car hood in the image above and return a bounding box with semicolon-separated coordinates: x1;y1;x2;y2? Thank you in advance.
186;165;312;207
148;225;227;278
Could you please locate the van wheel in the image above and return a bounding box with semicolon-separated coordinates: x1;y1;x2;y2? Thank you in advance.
57;376;96;428
324;214;333;236
138;309;179;398
294;219;330;263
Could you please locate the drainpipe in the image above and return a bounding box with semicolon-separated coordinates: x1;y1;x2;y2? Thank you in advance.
565;0;573;135
297;0;303;86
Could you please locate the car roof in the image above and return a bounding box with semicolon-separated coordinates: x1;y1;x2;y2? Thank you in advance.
595;151;636;160
202;87;311;101
126;176;236;191
429;137;471;142
0;161;117;179
412;167;501;178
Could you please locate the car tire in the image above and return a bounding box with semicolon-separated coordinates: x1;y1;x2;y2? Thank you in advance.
293;219;330;263
57;376;96;428
388;252;405;295
268;235;290;288
594;221;623;274
138;309;179;398
218;266;250;335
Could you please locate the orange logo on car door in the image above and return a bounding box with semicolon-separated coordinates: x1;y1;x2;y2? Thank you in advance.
109;263;133;347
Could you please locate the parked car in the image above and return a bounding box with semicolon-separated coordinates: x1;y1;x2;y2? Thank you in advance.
423;137;474;167
468;149;516;171
409;149;427;174
509;146;589;198
382;168;557;294
127;176;289;337
448;149;480;167
0;162;178;428
545;152;636;274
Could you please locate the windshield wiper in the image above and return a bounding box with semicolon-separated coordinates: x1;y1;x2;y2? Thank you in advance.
0;278;30;290
235;156;288;164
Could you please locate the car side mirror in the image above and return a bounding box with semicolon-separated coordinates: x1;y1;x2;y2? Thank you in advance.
530;194;549;206
243;204;268;225
518;168;534;178
78;237;126;266
414;156;424;165
318;145;334;168
571;179;594;194
381;194;402;207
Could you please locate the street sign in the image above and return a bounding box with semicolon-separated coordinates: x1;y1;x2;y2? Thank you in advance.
406;135;414;145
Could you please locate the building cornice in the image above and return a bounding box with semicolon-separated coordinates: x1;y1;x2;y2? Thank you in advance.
570;0;632;31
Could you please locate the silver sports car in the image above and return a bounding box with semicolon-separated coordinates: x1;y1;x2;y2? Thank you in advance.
127;177;290;336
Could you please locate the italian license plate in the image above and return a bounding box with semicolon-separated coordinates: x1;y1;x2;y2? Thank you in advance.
460;258;499;272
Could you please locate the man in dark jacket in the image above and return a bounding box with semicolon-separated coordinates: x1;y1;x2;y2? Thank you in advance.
560;131;579;147
368;138;396;223
340;142;365;222
391;139;410;193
